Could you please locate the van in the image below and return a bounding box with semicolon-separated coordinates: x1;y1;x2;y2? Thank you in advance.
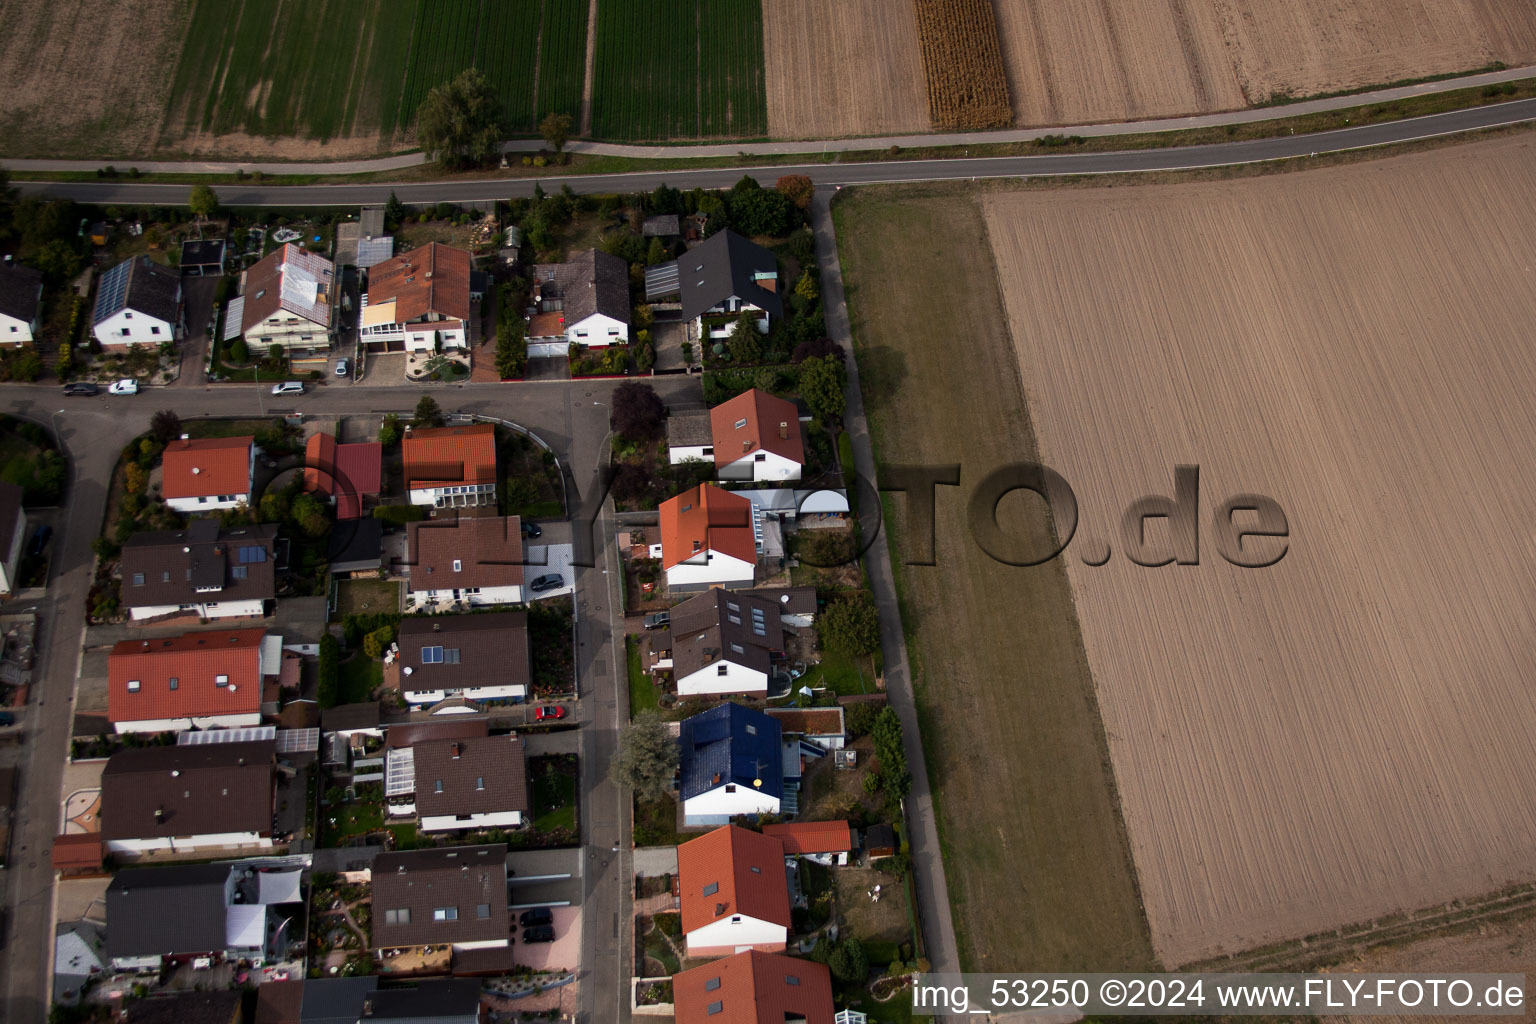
271;381;305;395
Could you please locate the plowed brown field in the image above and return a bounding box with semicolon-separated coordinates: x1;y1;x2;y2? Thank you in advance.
762;0;929;139
983;134;1536;965
994;0;1536;126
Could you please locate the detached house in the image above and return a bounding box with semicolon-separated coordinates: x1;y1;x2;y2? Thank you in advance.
678;703;783;825
406;516;524;607
228;244;335;356
387;734;529;833
659;483;757;592
529;249;630;348
668;589;787;697
360;242;472;353
402;423;497;507
395;613;531;705
100;741;277;857
120;521;276;622
92;256;183;348
677;825;792;957
644;229;782;343
673;950;835;1024
707;389;805;482
108;627;276;734
370;845;510;953
0;263;44;344
160;436;255;513
106;862;303;972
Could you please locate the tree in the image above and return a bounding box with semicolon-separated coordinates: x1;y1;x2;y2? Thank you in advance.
495;318;527;379
828;938;869;984
645;236;667;266
649;182;684;216
608;711;679;802
32;239;83;286
728;185;793;237
819;592;880;656
539;112;573;154
378;413;402;446
728;311;762;363
776;174;815;210
384;190;406;230
797;354;846;421
362;625;395;659
417;68;505;170
259;491;290;524
291;492;331;538
411;394;445;429
871;707;911;799
188;184;219;226
794;268;819;303
791;337;841;365
149;409;181;445
317;634;339;708
609;381;665;442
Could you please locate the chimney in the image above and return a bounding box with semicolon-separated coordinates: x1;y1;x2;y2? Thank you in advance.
742;440;751;452
451;742;461;759
712;772;721;785
761;277;776;293
715;902;727;917
154;807;164;823
778;421;788;440
433;622;441;631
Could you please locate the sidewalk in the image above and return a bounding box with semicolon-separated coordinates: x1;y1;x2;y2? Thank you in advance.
6;64;1532;176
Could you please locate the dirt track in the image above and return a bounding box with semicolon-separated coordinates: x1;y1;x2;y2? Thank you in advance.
983;133;1536;965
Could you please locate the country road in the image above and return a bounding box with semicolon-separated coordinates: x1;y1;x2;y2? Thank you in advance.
14;97;1536;207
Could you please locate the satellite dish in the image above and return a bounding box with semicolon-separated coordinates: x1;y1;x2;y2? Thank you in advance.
402;666;413;675
752;778;762;788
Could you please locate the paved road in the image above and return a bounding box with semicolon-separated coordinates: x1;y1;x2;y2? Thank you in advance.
14;97;1536;209
5;64;1532;174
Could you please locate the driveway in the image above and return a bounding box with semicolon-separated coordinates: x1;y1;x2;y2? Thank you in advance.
512;906;581;971
523;542;574;599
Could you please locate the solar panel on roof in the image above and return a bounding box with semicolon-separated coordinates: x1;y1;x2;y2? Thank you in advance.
275;728;319;753
238;545;267;564
93;259;131;323
385;746;416;797
177;726;276;745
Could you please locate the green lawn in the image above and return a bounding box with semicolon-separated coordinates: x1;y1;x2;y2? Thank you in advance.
337;655;382;704
633;796;686;847
627;636;660;716
321;792;383;847
334;578;402;621
810;649;875;696
532;770;577;832
388;823;421;850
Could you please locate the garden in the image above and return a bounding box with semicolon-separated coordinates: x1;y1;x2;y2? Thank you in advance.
497;428;563;520
529;753;579;840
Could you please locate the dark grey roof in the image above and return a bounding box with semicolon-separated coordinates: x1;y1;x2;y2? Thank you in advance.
469;270;489;295
93;256;181;325
678;702;783;802
740;586;817;617
127;990;242;1024
370;844;508;949
321;701;381;733
179;239;227;269
364;980;482;1022
396;613;530;696
0;263;43;323
106;863;231;960
300;976;379;1024
669;589;786;681
359;206;386;238
535;249;629;326
413;733;528;819
327;517;384;573
642;215;680;237
666;230;784;322
101;741;275;843
667;409;713;448
120;522;277;610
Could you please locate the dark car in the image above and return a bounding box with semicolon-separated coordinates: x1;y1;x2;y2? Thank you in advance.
62;382;98;396
529;573;563;594
520;521;542;539
522;925;556;943
29;524;51;557
642;611;670;630
519;908;553;927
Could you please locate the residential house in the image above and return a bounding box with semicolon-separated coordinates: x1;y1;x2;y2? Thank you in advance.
0;263;44;344
765;706;845;751
763;820;854;867
644;229;782;342
0;481;25;597
677;825;792;957
387;733;528;833
126;992;243;1024
370;844;510;953
327;517;385;577
105;861;301;970
100;740;276;856
120;520;276;621
108;627;276;733
395;612;531;705
665;408;714;463
678;703;783;825
161;435;256;513
258;978;480;1024
360;242;472;352
305;431;382;519
53;920;105;1005
668;589;787;697
659;483;757;592
406;516;524;607
402;423;497;507
360;981;484;1024
707;389;805;482
230;244;336;356
673;949;835;1024
92;255;183;347
529;249;630;348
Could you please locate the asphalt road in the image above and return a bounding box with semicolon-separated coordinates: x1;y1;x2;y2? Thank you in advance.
16;98;1536;208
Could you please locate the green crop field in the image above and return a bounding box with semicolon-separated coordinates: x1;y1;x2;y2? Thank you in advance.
535;0;591;124
591;0;767;140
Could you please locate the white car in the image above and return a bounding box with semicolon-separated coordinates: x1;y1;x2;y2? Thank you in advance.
271;381;305;395
108;379;138;395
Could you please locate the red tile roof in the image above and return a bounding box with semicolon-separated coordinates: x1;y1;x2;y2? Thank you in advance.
402;423;497;491
51;833;105;874
673;950;834;1024
160;437;253;501
710;389;804;469
366;242;472;323
677;825;791;936
305;433;382;519
659;484;756;570
108;628;267;725
762;820;853;856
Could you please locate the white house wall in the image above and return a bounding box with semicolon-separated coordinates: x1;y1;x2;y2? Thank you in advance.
675;661;768;697
106;831;272;855
684;914;786;956
166;493;251;513
0;309;36;344
683;785;779;822
665;553;755;590
668;445;713;465
94;309;178;347
408;584;522;606
128;599;266;621
718;449;801;483
421;810;523;832
114;712;263;735
566;312;628;347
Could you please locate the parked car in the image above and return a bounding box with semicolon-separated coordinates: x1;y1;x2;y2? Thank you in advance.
642;611;670;630
62;382;99;396
534;705;565;722
529;573;563;594
522;925;556;944
29;524;51;557
334;358;350;377
271;381;305;395
520;521;542;539
519;908;553;927
108;379;138;395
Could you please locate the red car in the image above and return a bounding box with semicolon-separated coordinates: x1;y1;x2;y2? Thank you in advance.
534;705;566;721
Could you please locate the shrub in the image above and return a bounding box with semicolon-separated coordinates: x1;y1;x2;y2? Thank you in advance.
228;337;249;363
362;625;395;659
377;413;401;446
372;504;425;526
819;592;880;656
